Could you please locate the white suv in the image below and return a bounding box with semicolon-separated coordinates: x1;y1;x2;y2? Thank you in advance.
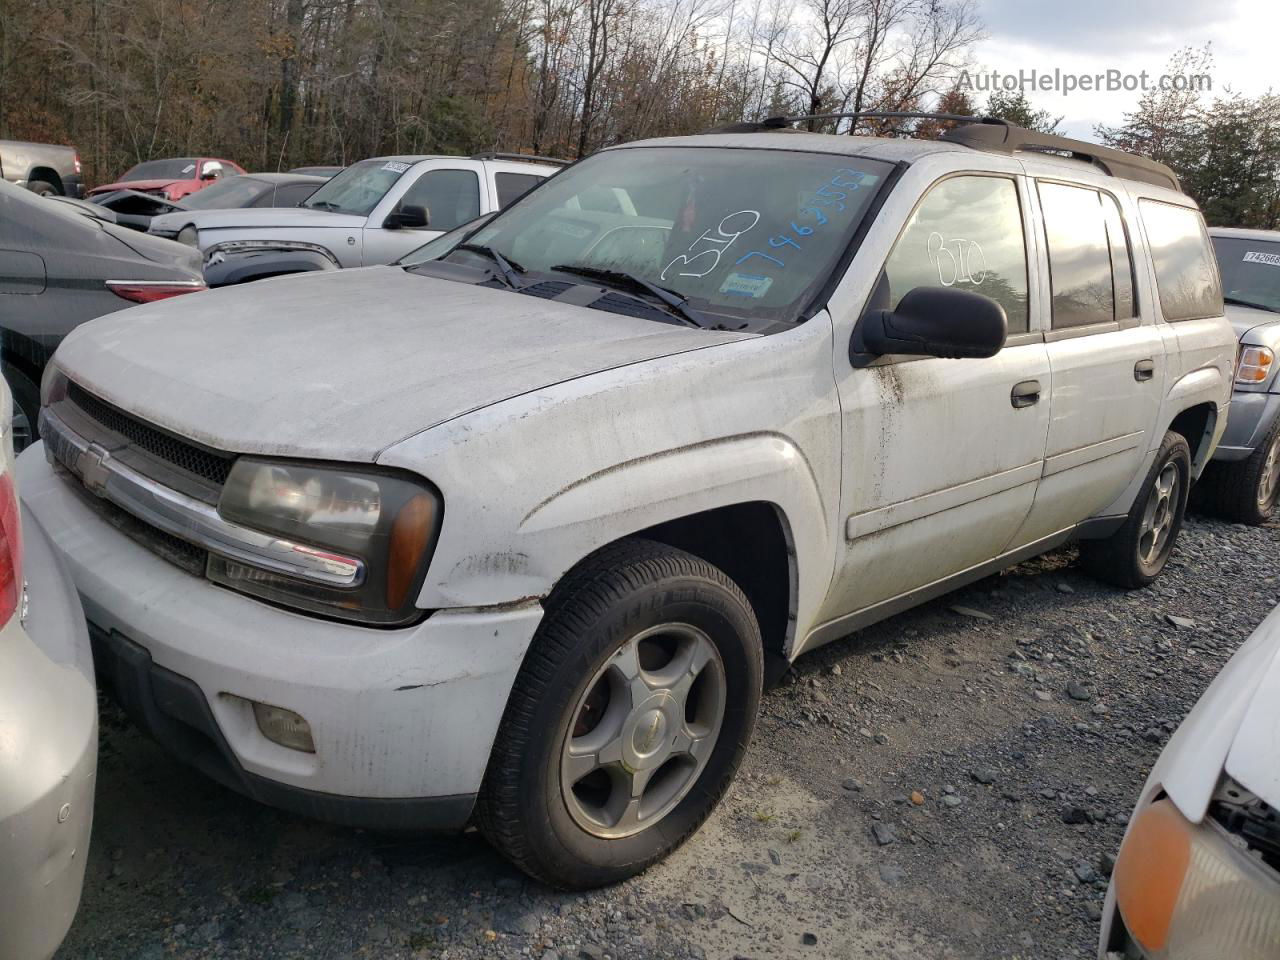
20;117;1234;889
150;152;563;272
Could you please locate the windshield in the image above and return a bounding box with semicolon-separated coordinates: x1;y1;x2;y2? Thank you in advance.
1213;236;1280;313
119;159;200;181
456;146;890;326
301;158;411;216
180;175;264;210
399;213;495;265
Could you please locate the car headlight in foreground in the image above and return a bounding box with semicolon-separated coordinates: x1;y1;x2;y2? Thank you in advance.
212;459;442;626
1113;789;1280;959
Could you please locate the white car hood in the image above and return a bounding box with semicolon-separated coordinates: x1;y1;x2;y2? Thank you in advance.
151;206;365;233
52;267;752;462
1151;603;1280;818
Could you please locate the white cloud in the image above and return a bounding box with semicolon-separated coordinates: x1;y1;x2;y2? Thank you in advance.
968;0;1278;132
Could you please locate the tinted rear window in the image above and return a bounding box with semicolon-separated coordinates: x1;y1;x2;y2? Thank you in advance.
1139;200;1223;321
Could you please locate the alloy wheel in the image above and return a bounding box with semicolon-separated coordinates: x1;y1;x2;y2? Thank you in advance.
560;623;727;839
1138;463;1180;566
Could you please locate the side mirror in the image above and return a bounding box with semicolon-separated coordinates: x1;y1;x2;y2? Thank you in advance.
201;162;223;181
857;286;1007;360
384;204;429;229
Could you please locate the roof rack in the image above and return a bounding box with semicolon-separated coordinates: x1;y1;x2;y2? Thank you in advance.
938;123;1181;192
471;151;570;167
704;110;1182;193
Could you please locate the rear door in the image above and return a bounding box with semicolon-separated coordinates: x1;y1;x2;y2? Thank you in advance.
1013;178;1165;543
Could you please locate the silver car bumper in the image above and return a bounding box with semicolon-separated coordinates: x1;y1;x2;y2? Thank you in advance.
0;508;96;960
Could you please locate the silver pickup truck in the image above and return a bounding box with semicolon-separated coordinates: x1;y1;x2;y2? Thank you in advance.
0;140;84;198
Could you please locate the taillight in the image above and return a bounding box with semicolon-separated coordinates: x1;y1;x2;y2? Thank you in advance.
105;279;206;303
0;472;24;625
73;153;82;175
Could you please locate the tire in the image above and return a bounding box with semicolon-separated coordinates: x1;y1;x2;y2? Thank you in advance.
25;180;56;197
2;364;41;454
477;539;763;889
1194;419;1280;526
1080;431;1191;589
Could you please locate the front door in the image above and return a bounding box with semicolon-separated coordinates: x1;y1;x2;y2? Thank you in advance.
821;172;1051;627
361;166;483;265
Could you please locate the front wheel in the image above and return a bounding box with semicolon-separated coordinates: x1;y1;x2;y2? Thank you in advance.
1080;430;1191;588
477;539;762;889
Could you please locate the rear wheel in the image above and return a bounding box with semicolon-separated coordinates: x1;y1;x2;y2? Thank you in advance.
477;539;762;889
1081;431;1191;588
25;180;56;197
1195;419;1280;526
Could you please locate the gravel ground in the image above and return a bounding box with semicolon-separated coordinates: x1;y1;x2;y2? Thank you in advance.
56;513;1279;960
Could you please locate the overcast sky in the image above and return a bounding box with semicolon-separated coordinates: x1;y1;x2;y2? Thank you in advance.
969;0;1278;138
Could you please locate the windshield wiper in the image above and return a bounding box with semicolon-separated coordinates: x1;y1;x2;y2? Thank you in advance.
456;243;526;289
305;200;341;211
549;263;707;328
1224;295;1280;314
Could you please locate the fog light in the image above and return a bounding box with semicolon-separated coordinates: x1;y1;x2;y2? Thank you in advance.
251;701;315;753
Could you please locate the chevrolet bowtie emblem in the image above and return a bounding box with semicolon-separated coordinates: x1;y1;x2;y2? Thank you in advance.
77;443;111;496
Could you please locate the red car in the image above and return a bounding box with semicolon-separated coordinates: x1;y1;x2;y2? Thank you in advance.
87;156;245;202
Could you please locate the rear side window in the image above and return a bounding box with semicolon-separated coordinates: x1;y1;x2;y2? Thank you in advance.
1038;182;1115;329
880;175;1030;333
495;172;542;208
1140;200;1223;321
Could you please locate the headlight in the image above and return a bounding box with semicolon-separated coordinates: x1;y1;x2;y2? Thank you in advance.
1236;346;1275;384
1114;796;1280;959
177;224;199;247
212;459;441;625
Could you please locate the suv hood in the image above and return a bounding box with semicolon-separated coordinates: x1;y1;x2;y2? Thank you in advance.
52;267;753;462
157;206;366;232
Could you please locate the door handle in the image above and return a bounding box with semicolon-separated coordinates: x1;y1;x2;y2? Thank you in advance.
1134;359;1155;382
1011;380;1041;408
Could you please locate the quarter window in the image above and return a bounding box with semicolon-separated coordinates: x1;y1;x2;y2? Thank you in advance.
880;175;1029;333
1140;200;1223;321
400;169;481;231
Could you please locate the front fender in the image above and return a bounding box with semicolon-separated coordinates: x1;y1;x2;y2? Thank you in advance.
377;319;842;647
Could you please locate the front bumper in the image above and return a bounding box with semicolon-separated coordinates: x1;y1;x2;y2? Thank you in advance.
1212;390;1280;461
17;445;543;827
0;508;96;960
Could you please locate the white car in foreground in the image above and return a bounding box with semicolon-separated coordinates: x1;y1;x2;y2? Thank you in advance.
1100;606;1280;959
0;382;95;960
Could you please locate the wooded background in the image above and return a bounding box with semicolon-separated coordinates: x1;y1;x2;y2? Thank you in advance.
1;0;1276;226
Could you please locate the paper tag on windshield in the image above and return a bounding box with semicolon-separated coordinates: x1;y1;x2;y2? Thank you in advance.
720;272;773;298
382;161;410;174
1244;251;1280;267
182;164;195;174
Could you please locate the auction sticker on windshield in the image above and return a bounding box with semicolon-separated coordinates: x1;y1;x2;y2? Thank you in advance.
1244;251;1280;267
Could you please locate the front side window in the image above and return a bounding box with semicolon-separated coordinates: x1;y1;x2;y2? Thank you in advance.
302;158;413;217
1212;236;1280;314
880;175;1030;333
400;169;481;230
1039;182;1115;329
460;146;891;326
1140;200;1223;321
